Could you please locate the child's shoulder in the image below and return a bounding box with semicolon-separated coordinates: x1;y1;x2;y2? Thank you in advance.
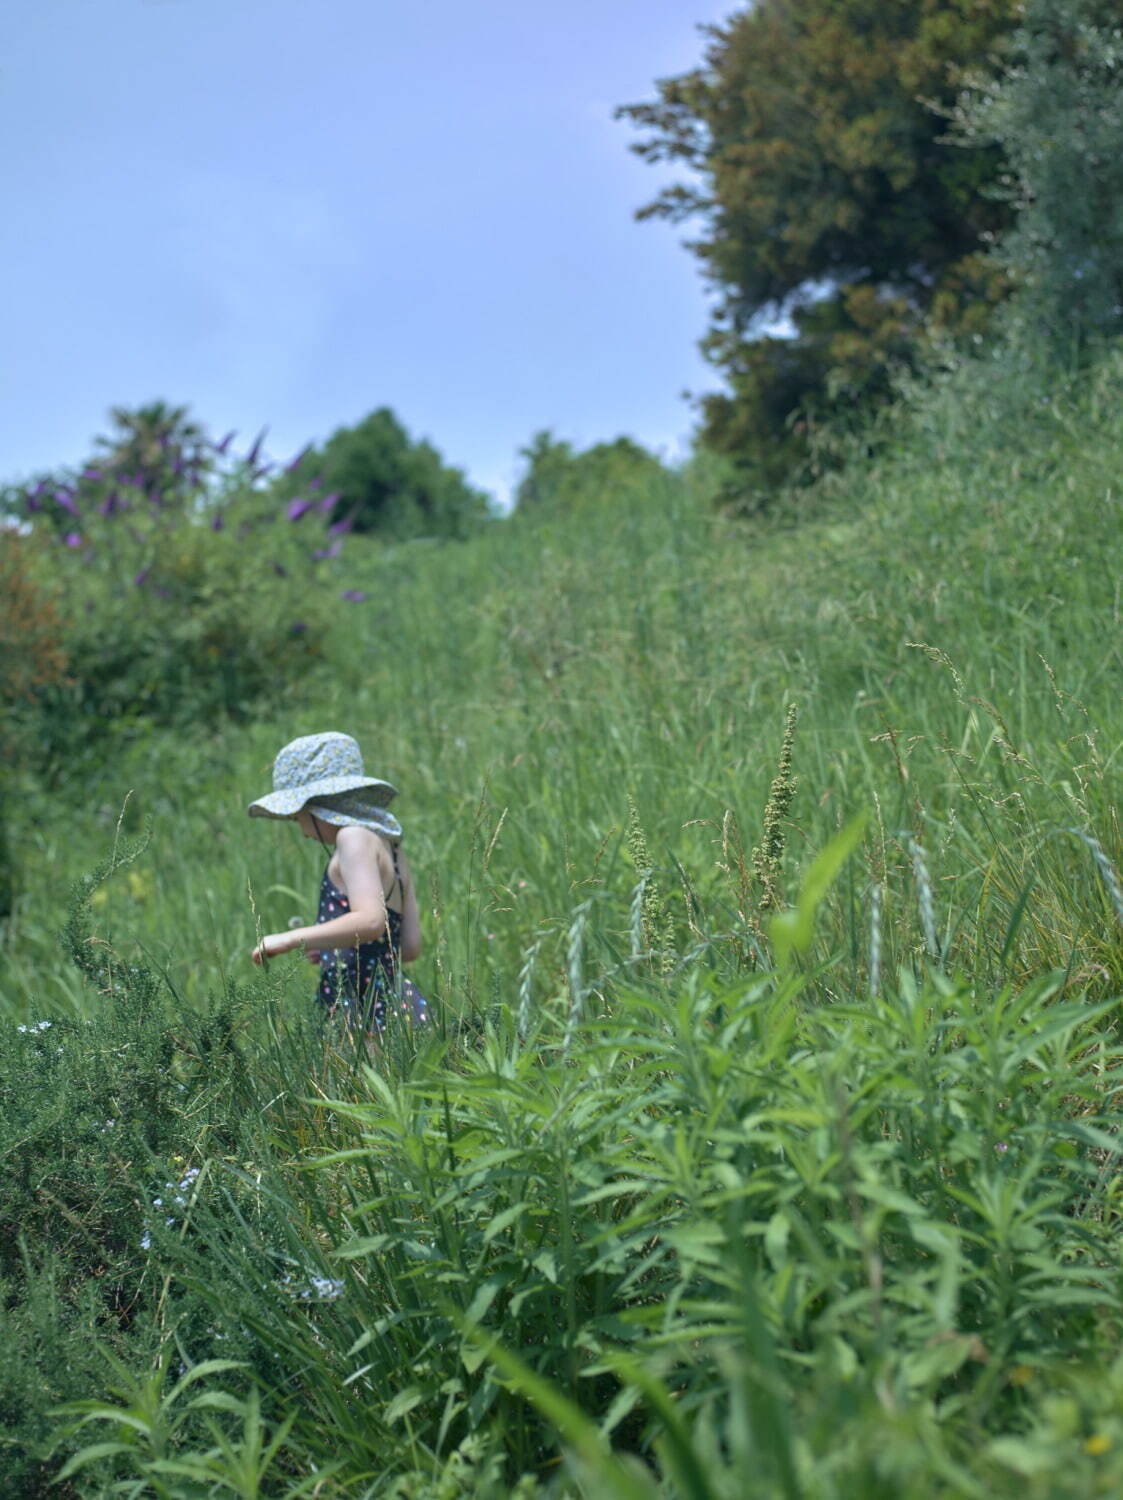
336;823;395;867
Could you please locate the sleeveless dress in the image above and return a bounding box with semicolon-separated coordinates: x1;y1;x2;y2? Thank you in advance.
315;844;427;1031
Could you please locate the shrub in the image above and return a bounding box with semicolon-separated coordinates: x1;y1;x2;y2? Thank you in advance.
4;416;360;767
0;531;69;913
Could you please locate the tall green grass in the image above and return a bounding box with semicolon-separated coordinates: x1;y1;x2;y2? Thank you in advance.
2;343;1122;1494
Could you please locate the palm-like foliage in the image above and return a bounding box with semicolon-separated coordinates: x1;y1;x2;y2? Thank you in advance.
95;400;213;504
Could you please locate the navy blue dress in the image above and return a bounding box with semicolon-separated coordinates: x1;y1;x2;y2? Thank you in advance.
315;846;426;1031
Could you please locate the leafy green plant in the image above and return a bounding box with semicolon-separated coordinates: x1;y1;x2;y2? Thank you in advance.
56;1352;325;1499
953;0;1123;353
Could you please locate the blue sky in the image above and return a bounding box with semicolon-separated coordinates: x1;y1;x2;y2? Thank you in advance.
1;0;734;507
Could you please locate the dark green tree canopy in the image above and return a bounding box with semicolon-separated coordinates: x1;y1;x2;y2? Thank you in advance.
618;0;1018;482
290;408;492;540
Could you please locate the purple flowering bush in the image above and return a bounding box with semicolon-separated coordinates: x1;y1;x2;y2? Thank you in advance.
7;411;353;763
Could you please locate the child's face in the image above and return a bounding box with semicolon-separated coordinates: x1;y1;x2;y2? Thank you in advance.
295;809;320;840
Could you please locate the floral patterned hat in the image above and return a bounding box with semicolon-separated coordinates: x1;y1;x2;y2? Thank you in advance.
248;732;399;830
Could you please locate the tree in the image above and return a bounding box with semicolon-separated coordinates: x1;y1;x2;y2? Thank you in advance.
95;400;213;505
513;432;667;512
953;0;1123;354
618;0;1018;489
287;408;492;540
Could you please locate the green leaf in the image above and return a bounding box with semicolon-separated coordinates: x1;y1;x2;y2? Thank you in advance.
466;1274;508;1322
55;1441;132;1481
532;1249;558;1284
770;813;869;969
483;1202;528;1241
384;1386;425;1424
458;1323;661;1500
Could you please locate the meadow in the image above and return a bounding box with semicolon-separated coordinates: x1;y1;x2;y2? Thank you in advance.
2;342;1122;1497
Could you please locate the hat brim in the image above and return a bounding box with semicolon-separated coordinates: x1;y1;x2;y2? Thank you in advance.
304;800;403;842
247;773;397;820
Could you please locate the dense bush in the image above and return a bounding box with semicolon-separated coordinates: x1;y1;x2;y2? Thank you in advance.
36;499;331;738
2;413;363;771
0;532;69;916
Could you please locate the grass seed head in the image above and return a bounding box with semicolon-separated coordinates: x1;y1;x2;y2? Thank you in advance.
752;702;799;915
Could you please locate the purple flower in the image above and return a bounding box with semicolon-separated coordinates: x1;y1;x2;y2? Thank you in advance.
287;497;313;521
341;589;367;603
82;466;102;480
285;444;311;474
25;494;42;513
291;620;308;634
328;516;353;536
214;430;236;455
245;427;267;469
312;540;343;562
134;567;150;587
308;477;323;490
55;489;79;516
98;490;122;517
318;491;340;512
65;531;83;548
210;513;225;532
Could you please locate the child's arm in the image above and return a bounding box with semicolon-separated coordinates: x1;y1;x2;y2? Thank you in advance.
397;852;423;963
252;827;390;964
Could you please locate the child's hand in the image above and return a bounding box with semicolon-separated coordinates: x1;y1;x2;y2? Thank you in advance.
252;934;287;965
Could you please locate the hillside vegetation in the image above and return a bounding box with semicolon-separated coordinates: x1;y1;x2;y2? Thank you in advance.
2;344;1122;1496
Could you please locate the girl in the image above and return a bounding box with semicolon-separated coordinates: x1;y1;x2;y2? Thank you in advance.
247;731;425;1031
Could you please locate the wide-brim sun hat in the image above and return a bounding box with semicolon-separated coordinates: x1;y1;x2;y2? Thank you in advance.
248;732;398;822
303;791;403;842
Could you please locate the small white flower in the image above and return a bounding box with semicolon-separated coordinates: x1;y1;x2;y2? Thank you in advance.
140;1231;152;1250
280;1272;345;1303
